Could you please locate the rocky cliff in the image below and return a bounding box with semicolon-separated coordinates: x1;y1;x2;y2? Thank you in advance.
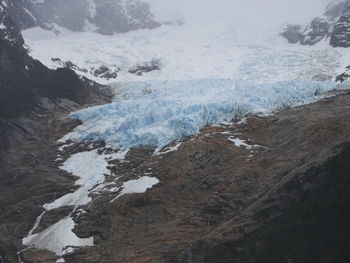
282;0;350;47
0;4;110;152
1;0;160;35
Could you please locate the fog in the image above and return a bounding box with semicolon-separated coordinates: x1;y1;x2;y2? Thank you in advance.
147;0;332;28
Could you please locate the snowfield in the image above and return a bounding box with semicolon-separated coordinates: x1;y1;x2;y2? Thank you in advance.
22;24;344;84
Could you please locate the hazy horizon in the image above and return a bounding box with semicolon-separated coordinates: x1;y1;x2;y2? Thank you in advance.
147;0;333;28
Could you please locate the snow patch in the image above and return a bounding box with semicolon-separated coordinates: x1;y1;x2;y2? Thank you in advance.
44;149;110;210
111;176;159;202
227;137;261;150
155;142;182;155
103;149;130;161
23;217;93;255
22;7;37;22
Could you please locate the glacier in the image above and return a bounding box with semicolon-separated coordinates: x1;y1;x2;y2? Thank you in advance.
61;78;337;150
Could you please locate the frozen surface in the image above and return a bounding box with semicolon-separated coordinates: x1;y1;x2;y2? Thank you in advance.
22;25;344;84
155;142;182;155
44;149;110;210
61;79;336;150
23;149;124;255
227;137;262;150
23;217;93;255
111;176;160;202
22;6;350;151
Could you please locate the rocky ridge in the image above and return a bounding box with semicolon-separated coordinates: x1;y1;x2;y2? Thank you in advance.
1;0;160;35
282;0;350;47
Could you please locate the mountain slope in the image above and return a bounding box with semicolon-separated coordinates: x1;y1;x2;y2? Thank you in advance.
282;0;350;47
1;0;160;35
0;4;106;150
34;90;350;263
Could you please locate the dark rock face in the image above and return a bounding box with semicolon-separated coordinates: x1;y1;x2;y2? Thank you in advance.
282;18;330;46
282;0;350;47
330;4;350;47
0;0;37;31
281;25;303;44
300;18;330;45
90;0;160;35
336;65;350;82
0;5;94;118
128;59;161;76
1;0;160;35
92;65;119;79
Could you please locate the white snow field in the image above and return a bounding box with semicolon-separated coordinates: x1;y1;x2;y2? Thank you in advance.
22;0;345;84
23;217;94;256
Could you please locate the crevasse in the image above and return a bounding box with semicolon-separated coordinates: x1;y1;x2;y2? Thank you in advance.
60;78;336;150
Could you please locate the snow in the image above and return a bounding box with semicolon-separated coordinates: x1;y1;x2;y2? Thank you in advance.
22;7;37;22
111;176;159;202
86;0;97;19
22;145;157;256
27;211;46;236
22;25;73;41
44;149;110;210
21;0;346;84
58;142;74;152
23;216;93;255
23;149;115;255
227;137;262;150
104;149;130;160
60;79;337;151
22;24;345;85
155;142;182;155
228;137;253;149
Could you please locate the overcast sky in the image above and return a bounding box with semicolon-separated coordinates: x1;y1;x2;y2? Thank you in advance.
147;0;333;27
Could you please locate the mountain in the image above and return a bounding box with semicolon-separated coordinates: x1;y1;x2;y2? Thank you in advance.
1;1;350;262
0;5;85;118
2;0;160;35
0;2;111;153
282;0;350;47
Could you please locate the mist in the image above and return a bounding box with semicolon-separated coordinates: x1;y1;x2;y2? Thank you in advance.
147;0;332;28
